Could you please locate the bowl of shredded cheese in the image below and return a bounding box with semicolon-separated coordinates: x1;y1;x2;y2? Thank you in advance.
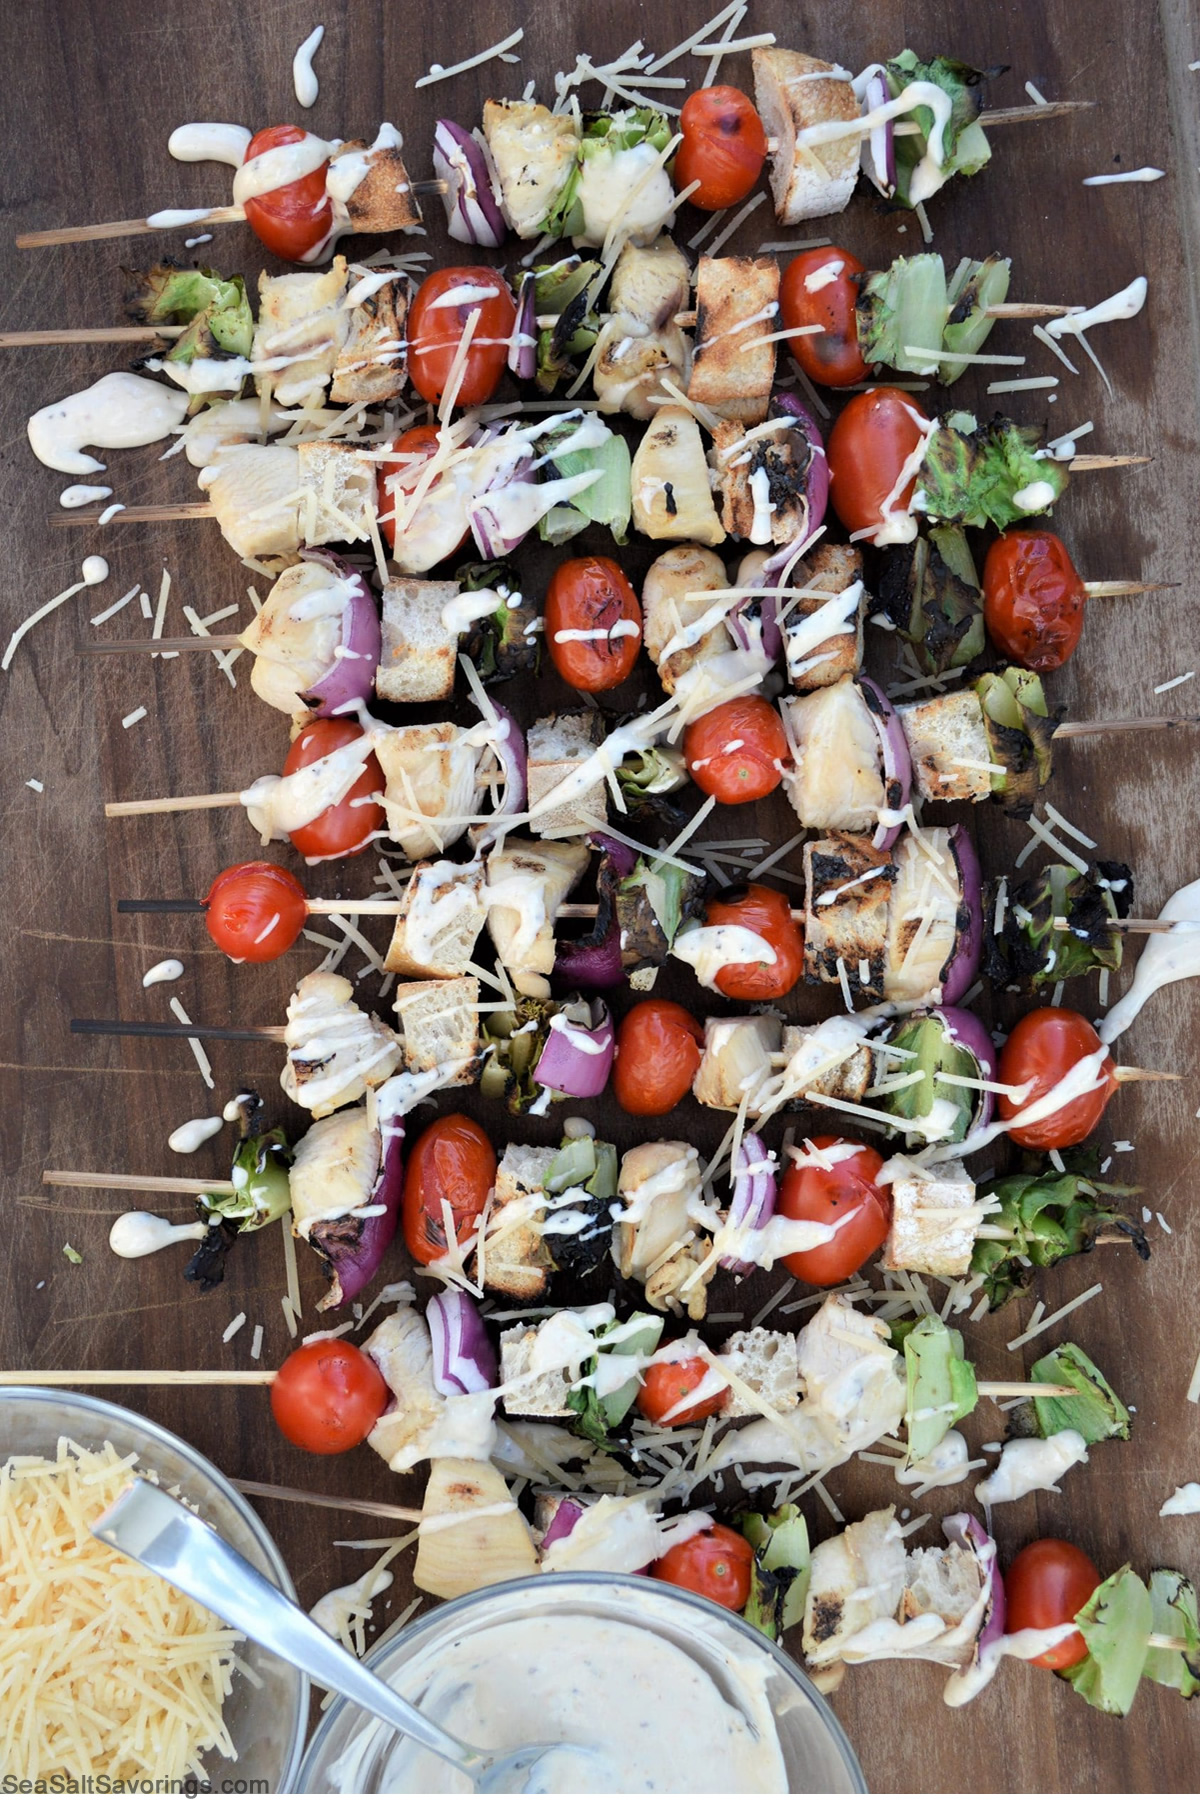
0;1387;309;1790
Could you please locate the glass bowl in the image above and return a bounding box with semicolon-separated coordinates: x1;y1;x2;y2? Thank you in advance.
0;1386;309;1791
296;1570;865;1794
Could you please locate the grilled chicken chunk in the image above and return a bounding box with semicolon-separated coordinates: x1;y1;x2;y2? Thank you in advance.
631;406;726;544
374;721;486;862
614;1142;713;1320
254;259;350;408
483;100;580;237
485;838;589;999
641;544;732;694
883;827;963;1003
783;543;867;692
782;677;885;831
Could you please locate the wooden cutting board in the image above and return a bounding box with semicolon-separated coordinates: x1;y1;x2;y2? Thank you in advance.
1;0;1198;1788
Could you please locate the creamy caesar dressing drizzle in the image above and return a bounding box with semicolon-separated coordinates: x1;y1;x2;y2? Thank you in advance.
233;132;336;206
142;958;185;988
1161;1482;1200;1516
311;1567;392;1639
168;122;253;165
943;1623;1078;1707
28;373;189;475
896;1429;971;1488
167;1115;224;1154
440;588;505;635
292;25;324;107
577;143;676;247
748;466;775;544
1099;876;1200;1042
345;1613;785;1794
786;580;863;672
974;1429;1088;1507
1045;275;1148;339
1011;479;1057;512
710;1205;855;1271
109;1212;208;1258
240;729;376;841
803;79;954;204
59;483;113;508
672;924;778;992
146;206;235;229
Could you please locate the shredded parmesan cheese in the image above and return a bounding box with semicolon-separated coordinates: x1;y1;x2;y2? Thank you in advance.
1005;1282;1104;1352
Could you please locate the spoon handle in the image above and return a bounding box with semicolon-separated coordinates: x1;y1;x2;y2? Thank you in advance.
92;1479;480;1779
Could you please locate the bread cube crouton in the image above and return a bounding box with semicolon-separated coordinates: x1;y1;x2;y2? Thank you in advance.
329;136;422;233
717;1328;802;1417
803;833;897;1000
785;544;867;691
331;269;413;403
393;977;481;1086
479;1145;559;1303
499;1325;574;1417
753;48;861;226
688;255;780;424
526;711;606;838
900;1543;983;1627
631;406;726;545
780;1024;874;1106
377;579;461;703
384;858;487;979
885;1158;978;1277
710;416;818;546
693;1015;782;1112
898;689;993;803
296;441;376;546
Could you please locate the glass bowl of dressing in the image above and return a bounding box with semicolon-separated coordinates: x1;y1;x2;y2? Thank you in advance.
296;1571;865;1794
0;1387;309;1792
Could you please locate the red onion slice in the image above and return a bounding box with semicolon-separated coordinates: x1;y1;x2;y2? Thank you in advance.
943;1512;1006;1661
533;1001;615;1098
539;1496;586;1549
860;675;913;850
509;271;538;381
472;697;527;851
432;119;506;248
311;1112;403;1312
770;392;830;540
941;824;983;1004
296;554;381;719
933;1005;996;1133
554;831;636;990
860;69;896;197
720;1132;777;1274
427;1289;499;1395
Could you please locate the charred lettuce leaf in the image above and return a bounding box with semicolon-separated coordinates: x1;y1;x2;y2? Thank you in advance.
1030;1342;1131;1444
1065;1567;1152;1715
542;1134;618;1280
615;743;690;833
918;413;1069;532
941;256;1011;382
454;558;540;683
616;855;707;990
969;1151;1145;1311
983;860;1130;989
479;999;560;1113
856;254;948;375
975;665;1061;819
885;53;995;207
537;416;631;545
1145;1571;1200;1698
532;256;602;392
877;525;984;674
126;263;254;402
741;1505;811;1641
184;1106;292;1290
877;1011;980;1145
566;1312;663;1448
903;1315;978;1461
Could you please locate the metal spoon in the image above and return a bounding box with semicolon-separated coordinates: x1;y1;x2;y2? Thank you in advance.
92;1479;577;1793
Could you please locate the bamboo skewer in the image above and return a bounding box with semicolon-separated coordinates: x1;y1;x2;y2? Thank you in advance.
982;100;1098;125
0;325;187;347
1051;916;1200;936
43;1169;236;1195
84;634;244;655
233;1478;422;1524
1082;580;1179;598
16;186;448;251
119;894;411;916
71;1018;286;1043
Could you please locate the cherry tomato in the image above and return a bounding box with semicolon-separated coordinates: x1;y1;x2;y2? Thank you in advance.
280;717;385;861
827;387;931;541
205;861;308;962
612;1000;704;1117
983;529;1088;673
996;1007;1118;1150
374;422;471;562
270;1339;388;1454
241;124;332;263
637;1355;730;1426
779;247;870;388
1005;1538;1101;1670
652;1524;754;1611
545;557;643;691
402;1113;496;1265
778;1137;890;1286
407;266;516;409
675;86;767;212
704;883;804;1001
683;696;789;803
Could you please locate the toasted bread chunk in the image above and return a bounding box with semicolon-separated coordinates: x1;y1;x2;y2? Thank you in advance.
527;711;607;837
296;441;376;545
595;238;694;418
717;1328;802;1417
479;1145;559;1302
688;255;779;424
482;100;579;238
710;415;815;544
753;48;860;224
499;1325;574;1416
393;976;481;1086
780;1024;874;1105
377;578;460;703
886;1158;978;1277
384;858;487;979
804;833;897;999
329;138;422;233
332;270;413;403
785;543;867;691
898;689;993;802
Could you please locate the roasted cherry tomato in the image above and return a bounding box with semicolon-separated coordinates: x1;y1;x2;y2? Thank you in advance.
779;247;870;388
778;1137;890;1286
827;387;931;541
684;696;789;804
270;1339;388;1454
402;1113;496;1265
407;266;516;409
545;556;642;692
241;124;333;263
1004;1538;1101;1670
704;883;804;1001
281;717;385;861
983;529;1088;672
205;861;308;962
652;1524;754;1611
675;86;768;212
637;1355;729;1426
996;1007;1118;1150
612;999;704;1117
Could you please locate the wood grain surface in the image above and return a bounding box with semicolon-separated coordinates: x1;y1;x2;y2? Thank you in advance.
2;0;1199;1790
